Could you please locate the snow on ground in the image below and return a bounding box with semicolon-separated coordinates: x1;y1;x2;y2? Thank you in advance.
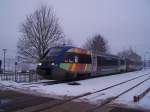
112;80;150;110
0;69;150;110
79;76;149;100
138;92;150;109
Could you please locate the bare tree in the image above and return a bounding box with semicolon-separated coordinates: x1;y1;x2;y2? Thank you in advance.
117;48;142;62
83;34;109;54
17;5;64;63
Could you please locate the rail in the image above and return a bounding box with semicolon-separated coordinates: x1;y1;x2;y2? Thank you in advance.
86;77;150;112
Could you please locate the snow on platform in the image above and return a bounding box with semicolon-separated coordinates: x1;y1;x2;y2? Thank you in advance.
0;69;150;110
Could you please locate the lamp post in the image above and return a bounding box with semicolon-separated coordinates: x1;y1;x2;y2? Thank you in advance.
2;49;7;74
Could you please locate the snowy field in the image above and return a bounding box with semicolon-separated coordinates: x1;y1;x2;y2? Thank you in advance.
0;69;150;110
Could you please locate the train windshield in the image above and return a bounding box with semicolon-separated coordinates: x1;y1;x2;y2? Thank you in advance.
48;47;63;56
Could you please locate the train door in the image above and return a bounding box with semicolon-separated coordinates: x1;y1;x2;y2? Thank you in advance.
91;52;97;76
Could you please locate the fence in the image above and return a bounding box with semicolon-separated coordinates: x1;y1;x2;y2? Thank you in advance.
0;72;43;83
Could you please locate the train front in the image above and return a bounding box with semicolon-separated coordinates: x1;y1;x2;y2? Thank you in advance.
36;47;71;80
37;47;62;79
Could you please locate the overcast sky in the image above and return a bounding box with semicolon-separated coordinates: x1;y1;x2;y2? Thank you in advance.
0;0;150;59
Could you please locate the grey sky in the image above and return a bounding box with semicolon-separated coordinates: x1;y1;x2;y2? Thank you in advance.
0;0;150;59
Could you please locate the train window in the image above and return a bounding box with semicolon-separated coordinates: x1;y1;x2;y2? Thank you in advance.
63;53;91;64
101;56;108;66
64;53;75;63
101;56;118;66
111;58;118;66
78;54;91;64
120;60;125;65
97;56;101;66
49;47;63;56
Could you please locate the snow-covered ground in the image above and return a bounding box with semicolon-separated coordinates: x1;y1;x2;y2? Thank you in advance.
0;69;150;110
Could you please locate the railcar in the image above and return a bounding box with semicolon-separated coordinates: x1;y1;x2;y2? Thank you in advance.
36;46;141;80
126;59;143;72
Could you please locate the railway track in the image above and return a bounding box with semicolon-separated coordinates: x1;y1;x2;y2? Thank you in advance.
22;72;134;86
85;77;150;112
14;72;150;112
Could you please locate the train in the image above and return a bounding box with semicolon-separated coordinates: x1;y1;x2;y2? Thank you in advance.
36;46;142;80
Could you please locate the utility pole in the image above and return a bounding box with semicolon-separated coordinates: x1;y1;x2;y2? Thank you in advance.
2;49;7;74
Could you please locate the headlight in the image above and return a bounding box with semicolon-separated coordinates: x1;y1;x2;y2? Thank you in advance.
38;63;42;66
51;62;55;65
